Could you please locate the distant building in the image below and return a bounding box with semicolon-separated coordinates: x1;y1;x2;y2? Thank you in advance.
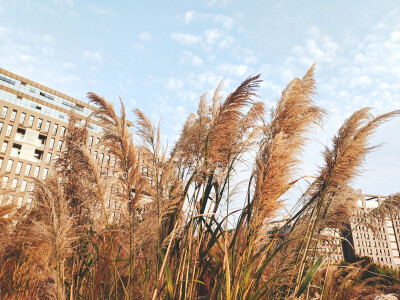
264;192;400;268
0;67;136;217
350;193;400;268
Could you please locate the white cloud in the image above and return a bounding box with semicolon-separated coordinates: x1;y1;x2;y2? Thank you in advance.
244;55;257;65
53;0;74;5
89;5;114;16
217;64;248;77
171;32;202;45
214;15;234;30
179;51;203;66
184;11;195;24
166;78;184;90
203;28;234;49
139;32;152;42
0;26;8;36
82;50;102;62
62;62;78;70
182;11;235;30
204;29;223;44
207;0;230;7
219;35;234;49
133;43;144;51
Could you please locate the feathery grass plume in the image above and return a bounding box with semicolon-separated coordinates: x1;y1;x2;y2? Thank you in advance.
2;176;76;299
319;186;358;231
208;75;262;168
304;108;400;235
88;93;145;213
252;64;325;227
89;93;147;298
363;193;400;231
133;108;185;285
0;203;16;236
289;108;399;297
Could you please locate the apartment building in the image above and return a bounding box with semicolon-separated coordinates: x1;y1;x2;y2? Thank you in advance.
264;192;400;268
350;193;400;269
0;67;134;210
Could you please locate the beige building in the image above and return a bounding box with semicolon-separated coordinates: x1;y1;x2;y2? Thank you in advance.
351;193;400;268
0;67;134;210
264;192;400;268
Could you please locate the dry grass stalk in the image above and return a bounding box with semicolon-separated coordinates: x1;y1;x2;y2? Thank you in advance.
0;66;398;299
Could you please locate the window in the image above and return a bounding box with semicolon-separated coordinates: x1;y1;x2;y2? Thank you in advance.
57;140;63;151
11;178;18;190
0;75;15;85
100;153;104;163
25;164;32;176
1;106;8;118
17;197;23;207
37;118;43;129
28;115;34;127
53;124;58;134
38;135;46;147
55;154;60;160
1;141;8;153
96;138;100;145
94;151;98;159
21;180;27;192
15;161;22;174
33;166;40;178
46;152;52;164
30;183;35;192
2;176;8;188
34;149;43;161
39;91;54;100
10;110;17;121
106;155;110;165
0;121;3;133
6;125;13;137
27;198;32;209
44;121;50;132
60;126;66;136
49;138;55;149
43;168;48;180
89;136;93;146
20;112;26;124
6;159;13;172
0;158;3;169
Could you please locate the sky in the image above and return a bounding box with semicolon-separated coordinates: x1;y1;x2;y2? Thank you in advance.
0;0;399;202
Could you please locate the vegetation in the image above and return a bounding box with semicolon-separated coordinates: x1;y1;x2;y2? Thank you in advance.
0;65;399;299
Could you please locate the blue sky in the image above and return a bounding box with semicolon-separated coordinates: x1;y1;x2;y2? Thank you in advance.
1;0;400;198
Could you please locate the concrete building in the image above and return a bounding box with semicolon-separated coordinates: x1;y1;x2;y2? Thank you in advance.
0;67;134;210
351;193;400;268
263;192;400;268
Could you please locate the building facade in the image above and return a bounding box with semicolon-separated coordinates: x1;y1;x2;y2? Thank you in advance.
350;193;400;268
0;67;134;210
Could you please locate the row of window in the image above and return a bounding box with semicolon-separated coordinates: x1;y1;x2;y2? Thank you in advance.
358;247;391;258
1;72;91;117
0;163;49;181
0;75;16;85
357;239;389;248
0;194;32;209
1;106;66;136
1;139;63;154
2;176;39;192
0;154;58;172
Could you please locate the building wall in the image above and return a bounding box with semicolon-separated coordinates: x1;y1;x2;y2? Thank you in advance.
351;193;400;268
0;68;135;212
